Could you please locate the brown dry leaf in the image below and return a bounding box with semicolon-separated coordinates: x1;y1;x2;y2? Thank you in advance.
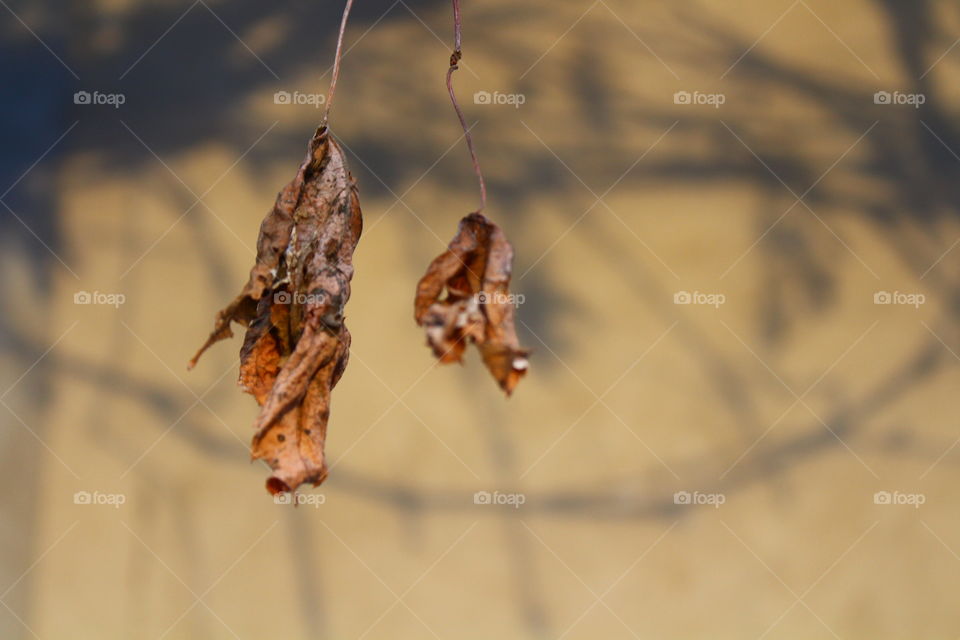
189;125;362;495
415;212;529;394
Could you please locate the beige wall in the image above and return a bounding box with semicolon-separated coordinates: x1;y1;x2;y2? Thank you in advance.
2;0;960;637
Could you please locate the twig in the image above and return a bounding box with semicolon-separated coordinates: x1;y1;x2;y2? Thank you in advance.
447;0;487;213
323;0;355;127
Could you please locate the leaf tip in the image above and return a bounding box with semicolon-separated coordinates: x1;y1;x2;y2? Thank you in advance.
266;477;291;496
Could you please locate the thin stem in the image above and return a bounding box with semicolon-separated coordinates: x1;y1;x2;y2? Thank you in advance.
323;0;355;127
447;0;486;213
452;0;462;52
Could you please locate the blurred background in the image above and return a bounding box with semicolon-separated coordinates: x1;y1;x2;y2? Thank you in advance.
3;0;960;637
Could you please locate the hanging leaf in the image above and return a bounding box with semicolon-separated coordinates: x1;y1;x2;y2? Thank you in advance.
415;212;529;394
189;125;362;495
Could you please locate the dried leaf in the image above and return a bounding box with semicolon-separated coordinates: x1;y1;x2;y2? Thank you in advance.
189;126;362;495
415;212;529;394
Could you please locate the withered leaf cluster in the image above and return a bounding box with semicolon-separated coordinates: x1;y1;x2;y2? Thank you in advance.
415;213;529;395
189;126;361;495
190;0;530;498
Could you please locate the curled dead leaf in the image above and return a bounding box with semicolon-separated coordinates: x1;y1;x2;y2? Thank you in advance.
415;212;529;394
189;125;362;495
